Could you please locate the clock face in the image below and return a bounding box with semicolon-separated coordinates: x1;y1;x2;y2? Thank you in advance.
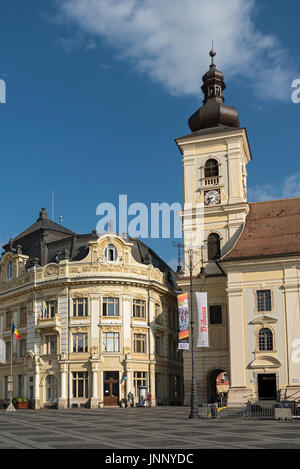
204;189;221;206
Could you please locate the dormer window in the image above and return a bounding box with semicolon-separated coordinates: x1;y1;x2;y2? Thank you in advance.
7;261;13;280
105;244;117;262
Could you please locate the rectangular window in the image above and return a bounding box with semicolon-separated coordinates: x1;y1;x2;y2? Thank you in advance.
134;333;147;353
72;333;88;353
5;312;12;329
73;298;88;317
133;371;147;397
46;300;57;318
257;290;272;312
102;332;120;352
103;297;119;316
209;305;222;324
17;375;24;396
5;341;11;361
18;339;26;358
133;299;146;318
18;307;27;326
155;335;161;355
46;335;57;355
4;376;8;400
72;372;88;398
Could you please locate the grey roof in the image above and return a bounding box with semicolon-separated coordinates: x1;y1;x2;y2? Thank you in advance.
1;209;176;289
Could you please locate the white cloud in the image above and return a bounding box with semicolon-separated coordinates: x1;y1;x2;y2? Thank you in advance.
248;173;300;202
57;0;296;100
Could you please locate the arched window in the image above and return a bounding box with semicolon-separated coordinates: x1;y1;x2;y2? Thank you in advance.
258;328;273;351
45;375;57;402
7;261;13;280
105;244;117;262
207;233;221;260
205;158;219;178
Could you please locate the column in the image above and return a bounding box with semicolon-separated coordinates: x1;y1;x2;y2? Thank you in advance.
58;363;67;409
34;362;40;409
90;363;99;408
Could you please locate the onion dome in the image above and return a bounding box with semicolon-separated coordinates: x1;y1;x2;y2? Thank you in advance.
188;49;240;132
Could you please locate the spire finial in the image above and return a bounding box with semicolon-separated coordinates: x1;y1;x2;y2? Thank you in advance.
209;41;216;66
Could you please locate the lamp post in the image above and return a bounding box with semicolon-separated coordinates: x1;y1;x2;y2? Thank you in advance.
174;242;205;419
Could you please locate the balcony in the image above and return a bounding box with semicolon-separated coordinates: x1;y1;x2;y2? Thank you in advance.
36;314;61;333
202;176;220;187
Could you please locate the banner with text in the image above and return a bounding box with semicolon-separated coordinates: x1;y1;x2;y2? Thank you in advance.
177;293;190;350
196;292;209;347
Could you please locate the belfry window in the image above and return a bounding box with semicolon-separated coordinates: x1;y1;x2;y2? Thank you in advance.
257;290;272;312
204;159;219;178
105;244;117;262
207;233;221;260
258;328;273;351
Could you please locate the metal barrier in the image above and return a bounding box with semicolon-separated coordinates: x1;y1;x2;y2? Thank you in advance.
200;401;300;420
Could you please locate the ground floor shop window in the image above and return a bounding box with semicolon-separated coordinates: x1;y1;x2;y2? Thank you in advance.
72;372;88;398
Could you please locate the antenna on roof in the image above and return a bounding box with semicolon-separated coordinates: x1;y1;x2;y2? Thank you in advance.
52;191;55;221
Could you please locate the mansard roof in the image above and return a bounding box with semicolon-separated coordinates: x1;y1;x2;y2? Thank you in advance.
222;198;300;261
1;208;175;286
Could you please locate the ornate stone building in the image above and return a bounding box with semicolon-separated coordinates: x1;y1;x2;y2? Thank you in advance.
177;50;300;405
0;209;183;408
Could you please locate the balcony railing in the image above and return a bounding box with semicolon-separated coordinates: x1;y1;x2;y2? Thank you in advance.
202;176;220;186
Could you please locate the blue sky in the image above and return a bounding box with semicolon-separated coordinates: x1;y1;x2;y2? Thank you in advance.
0;0;299;268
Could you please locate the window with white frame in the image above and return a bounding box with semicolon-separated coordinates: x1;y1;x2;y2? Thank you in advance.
258;328;273;351
102;297;119;316
72;333;88;353
102;332;120;352
72;372;88;398
45;335;57;355
257;290;272;312
134;333;147;353
45;300;57;318
105;244;117;262
73;298;88;317
46;375;58;402
133;371;147;397
133;299;146;318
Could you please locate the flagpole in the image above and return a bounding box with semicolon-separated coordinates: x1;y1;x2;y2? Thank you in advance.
6;322;16;411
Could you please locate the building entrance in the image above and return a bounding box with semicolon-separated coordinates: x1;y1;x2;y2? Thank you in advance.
103;371;119;406
258;373;277;400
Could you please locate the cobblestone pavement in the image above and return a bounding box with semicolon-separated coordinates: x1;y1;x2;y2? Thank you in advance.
0;407;300;449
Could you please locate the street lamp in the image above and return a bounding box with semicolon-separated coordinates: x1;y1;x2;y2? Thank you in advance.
174;242;205;419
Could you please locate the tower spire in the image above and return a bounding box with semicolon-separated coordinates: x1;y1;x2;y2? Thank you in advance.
188;48;240;132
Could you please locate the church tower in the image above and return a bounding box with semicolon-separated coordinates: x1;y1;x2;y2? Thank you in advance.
176;49;253;405
176;48;252;274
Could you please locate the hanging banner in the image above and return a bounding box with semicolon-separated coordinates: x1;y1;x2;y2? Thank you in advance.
177;293;190;350
196;292;209;347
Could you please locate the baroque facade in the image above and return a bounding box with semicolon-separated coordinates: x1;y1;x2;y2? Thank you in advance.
177;49;300;405
0;209;183;408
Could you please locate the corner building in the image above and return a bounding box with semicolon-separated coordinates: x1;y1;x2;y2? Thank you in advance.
176;50;300;405
0;209;183;408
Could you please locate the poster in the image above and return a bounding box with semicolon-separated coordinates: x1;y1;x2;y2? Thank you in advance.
196;292;209;347
177;293;190;350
